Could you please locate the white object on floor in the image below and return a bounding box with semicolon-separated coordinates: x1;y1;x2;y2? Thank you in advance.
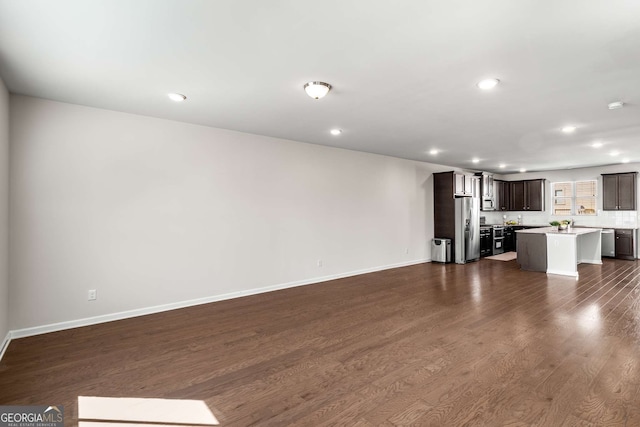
79;423;203;427
484;252;517;261
78;396;219;425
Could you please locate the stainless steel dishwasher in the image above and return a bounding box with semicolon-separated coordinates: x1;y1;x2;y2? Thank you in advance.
601;229;615;257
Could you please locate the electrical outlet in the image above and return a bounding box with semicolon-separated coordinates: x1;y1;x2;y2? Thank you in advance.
317;259;323;267
88;289;97;301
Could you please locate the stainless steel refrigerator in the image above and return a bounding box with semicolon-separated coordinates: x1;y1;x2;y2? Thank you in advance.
454;195;480;264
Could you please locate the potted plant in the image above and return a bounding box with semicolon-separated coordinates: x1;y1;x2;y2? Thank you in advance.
549;221;560;231
559;219;571;230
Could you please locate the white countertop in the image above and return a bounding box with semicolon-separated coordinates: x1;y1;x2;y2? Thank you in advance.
487;223;638;230
515;226;602;235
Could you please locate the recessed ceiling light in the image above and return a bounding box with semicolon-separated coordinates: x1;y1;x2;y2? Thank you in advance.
472;158;480;164
610;151;620;156
608;101;624;110
330;129;342;136
591;142;603;148
499;163;506;169
621;158;630;163
429;149;439;155
304;81;332;99
477;78;500;90
519;168;527;173
562;126;576;133
168;93;187;102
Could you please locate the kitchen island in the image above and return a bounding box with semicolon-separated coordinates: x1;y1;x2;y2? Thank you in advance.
515;227;601;277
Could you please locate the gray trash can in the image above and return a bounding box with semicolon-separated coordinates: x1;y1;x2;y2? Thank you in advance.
432;238;451;263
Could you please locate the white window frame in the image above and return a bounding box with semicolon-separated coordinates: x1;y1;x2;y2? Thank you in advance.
551;180;597;216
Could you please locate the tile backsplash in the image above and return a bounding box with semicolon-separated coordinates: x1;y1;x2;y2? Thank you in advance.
483;210;639;229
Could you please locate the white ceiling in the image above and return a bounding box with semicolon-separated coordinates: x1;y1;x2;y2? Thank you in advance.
1;0;639;174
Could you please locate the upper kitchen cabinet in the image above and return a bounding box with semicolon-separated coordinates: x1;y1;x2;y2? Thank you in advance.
439;171;473;197
602;172;637;211
475;172;495;211
510;179;544;211
455;173;475;197
495;180;511;211
510;181;525;211
525;179;544;211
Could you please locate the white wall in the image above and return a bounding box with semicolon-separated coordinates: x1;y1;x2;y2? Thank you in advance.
0;77;8;346
9;95;449;331
484;165;640;227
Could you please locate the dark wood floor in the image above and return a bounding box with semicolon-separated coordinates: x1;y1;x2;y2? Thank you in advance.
2;258;640;426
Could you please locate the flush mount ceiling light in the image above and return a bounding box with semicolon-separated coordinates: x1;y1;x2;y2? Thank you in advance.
591;142;603;148
499;163;506;169
477;78;500;90
610;150;620;156
519;168;527;173
608;101;624;110
429;149;439;155
304;81;332;99
562;125;576;133
622;158;630;163
330;129;342;136
168;93;186;102
472;158;480;164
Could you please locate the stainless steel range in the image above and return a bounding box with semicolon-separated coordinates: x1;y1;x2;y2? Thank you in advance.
492;225;505;255
479;217;505;258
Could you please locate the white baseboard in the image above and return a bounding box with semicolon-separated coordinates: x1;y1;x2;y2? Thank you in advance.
578;258;602;264
546;269;578;277
0;331;11;361
9;258;429;340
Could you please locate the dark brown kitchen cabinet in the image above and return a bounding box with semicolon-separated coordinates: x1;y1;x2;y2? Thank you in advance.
509;179;544;211
516;232;547;272
434;172;456;243
510;181;525;211
602;172;636;211
525;180;544;211
615;229;635;260
495;180;511;211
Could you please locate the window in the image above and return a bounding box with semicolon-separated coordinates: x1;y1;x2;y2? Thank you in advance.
551;180;596;215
